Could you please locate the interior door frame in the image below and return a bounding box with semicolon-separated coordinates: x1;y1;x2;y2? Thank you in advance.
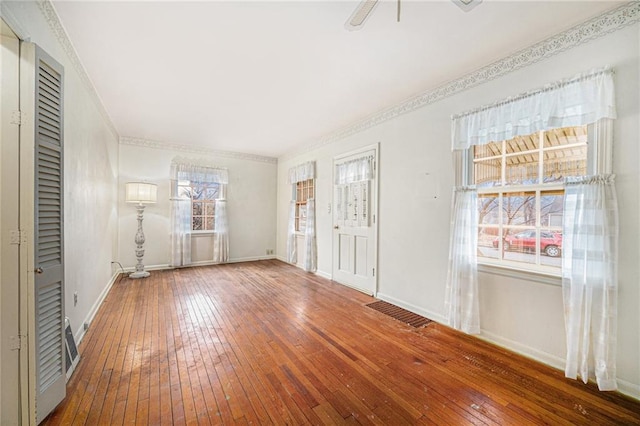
1;17;24;425
331;143;379;296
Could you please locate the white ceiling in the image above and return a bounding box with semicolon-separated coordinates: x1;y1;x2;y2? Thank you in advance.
51;0;622;158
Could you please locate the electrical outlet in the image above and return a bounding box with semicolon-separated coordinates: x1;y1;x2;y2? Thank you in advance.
73;292;78;306
266;249;274;255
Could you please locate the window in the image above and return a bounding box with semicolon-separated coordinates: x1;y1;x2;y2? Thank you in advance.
474;125;588;273
294;178;314;232
177;180;221;231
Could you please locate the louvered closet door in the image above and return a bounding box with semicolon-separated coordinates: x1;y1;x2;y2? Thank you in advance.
34;46;65;424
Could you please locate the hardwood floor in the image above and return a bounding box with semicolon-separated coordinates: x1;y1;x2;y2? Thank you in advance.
43;260;640;425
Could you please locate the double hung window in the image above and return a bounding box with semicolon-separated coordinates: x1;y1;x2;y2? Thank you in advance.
294;179;314;232
474;125;589;273
177;180;221;232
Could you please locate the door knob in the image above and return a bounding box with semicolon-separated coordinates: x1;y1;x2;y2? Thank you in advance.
35;267;43;274
334;225;339;229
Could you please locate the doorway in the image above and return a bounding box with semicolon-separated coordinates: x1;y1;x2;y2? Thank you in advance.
332;145;379;295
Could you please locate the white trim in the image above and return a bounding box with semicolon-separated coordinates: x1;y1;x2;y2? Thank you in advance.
617;378;640;401
478;263;561;286
477;330;565;371
314;269;332;280
280;2;640;161
35;0;119;140
0;3;30;41
121;137;277;164
123;257;279;272
376;292;447;324
75;271;120;345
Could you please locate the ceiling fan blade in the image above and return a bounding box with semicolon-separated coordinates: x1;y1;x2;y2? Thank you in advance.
345;0;379;31
452;0;482;12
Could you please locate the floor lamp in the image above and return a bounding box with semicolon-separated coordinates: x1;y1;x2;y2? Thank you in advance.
125;182;157;278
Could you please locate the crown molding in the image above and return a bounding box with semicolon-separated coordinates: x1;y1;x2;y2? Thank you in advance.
120;137;278;165
37;0;119;139
281;2;640;161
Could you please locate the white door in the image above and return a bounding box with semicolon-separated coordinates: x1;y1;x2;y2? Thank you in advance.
20;42;67;425
332;146;378;295
1;18;23;426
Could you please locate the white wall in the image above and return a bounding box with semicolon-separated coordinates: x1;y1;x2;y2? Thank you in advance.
2;2;120;345
277;23;640;398
118;143;277;268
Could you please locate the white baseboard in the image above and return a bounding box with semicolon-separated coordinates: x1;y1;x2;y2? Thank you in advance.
75;270;121;345
617;378;640;401
314;269;332;280
376;293;640;401
227;255;277;263
477;330;566;371
375;292;446;324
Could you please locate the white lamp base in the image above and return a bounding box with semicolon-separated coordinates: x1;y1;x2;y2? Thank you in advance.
129;270;150;279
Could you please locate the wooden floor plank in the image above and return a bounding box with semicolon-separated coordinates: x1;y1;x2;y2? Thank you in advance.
42;260;640;425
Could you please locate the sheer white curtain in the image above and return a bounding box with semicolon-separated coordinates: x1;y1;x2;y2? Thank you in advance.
170;160;229;267
334;156;373;185
213;199;229;263
452;67;616;150
444;186;480;334
170;190;192;267
562;174;618;391
304;198;317;272
287;161;316;267
287;201;297;264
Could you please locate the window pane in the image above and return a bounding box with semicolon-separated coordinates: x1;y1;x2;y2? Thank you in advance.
502;192;536;227
192;185;204;200
478;194;499;225
544;125;587;147
205;202;215;216
540;191;564;229
478;227;500;260
505;156;538;185
475;159;501;188
205;185;220;200
296;183;303;202
474;141;501;159
505;133;539;154
542;126;588;183
192;216;203;231
192;202;203;216
502;228;538;264
205;217;214;231
177;185;191;199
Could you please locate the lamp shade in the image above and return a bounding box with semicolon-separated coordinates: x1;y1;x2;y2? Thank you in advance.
125;182;157;204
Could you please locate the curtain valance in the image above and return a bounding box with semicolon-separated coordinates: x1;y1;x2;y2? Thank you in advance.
288;161;316;184
171;161;229;184
335;156;374;185
451;67;616;150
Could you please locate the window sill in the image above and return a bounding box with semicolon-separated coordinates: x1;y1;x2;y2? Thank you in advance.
477;262;561;287
191;231;217;235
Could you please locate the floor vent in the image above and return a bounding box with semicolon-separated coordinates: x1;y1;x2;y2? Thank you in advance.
366;300;432;328
65;317;80;381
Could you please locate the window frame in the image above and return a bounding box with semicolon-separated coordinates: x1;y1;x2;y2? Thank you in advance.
465;119;613;278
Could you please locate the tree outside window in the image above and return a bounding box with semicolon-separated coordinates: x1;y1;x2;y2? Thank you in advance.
177;180;220;231
474;125;587;271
